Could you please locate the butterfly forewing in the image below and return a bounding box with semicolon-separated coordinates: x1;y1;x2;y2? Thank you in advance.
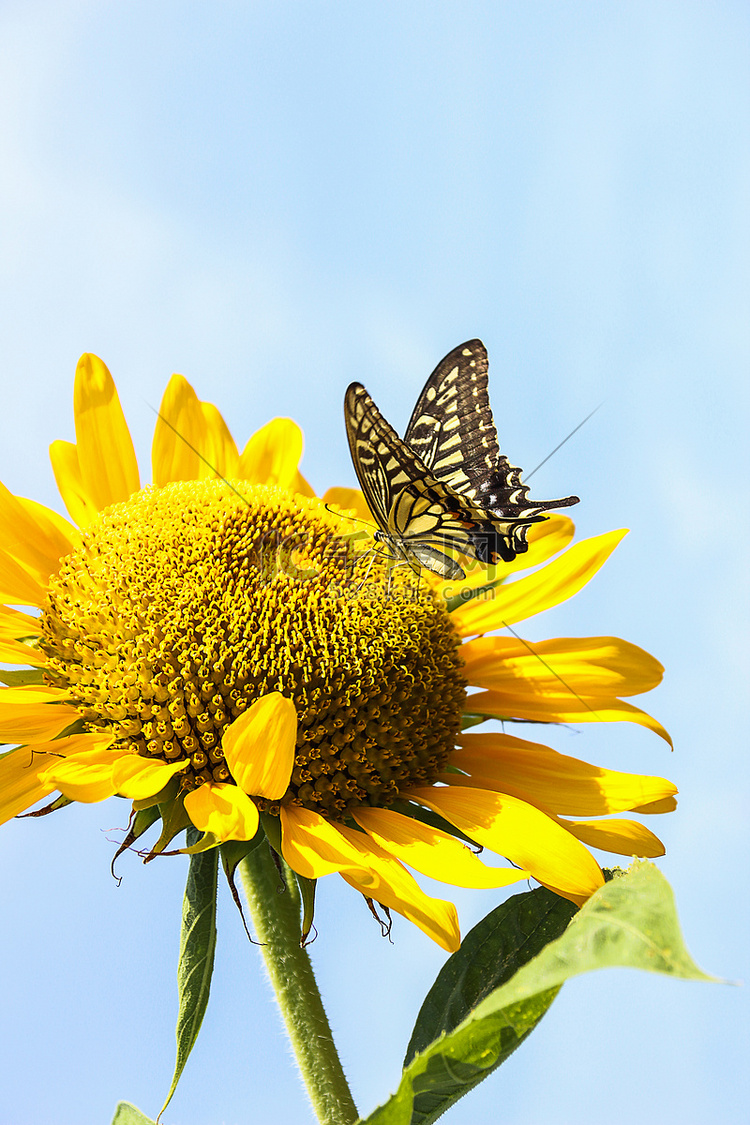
345;383;496;579
404;339;506;505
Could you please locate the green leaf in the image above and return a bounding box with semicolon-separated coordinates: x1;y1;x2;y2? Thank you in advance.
405;885;576;1066
358;862;716;1125
0;668;45;686
159;828;219;1118
109;1102;156;1125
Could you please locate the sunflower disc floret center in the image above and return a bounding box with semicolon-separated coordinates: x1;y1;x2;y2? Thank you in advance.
40;482;466;817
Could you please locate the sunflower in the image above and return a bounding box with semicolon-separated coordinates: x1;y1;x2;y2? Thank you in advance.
0;354;676;952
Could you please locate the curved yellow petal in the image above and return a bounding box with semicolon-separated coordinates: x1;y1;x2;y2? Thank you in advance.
410;785;604;904
112;755;189;799
631;795;678;814
38;738;120;802
467;688;672;746
222;693;296;800
280;804;368;877
0;640;45;665
447;732;678;816
0;606;44;661
451;529;627;637
0;485;79;583
0;745;56;824
0;686;78;742
353;806;528;889
18;498;80;554
559;816;666;858
514;514;576;569
432;514;578;602
0;548;48;607
239;419;304;489
462;635;664;697
152;374;207;485
322;487;376;525
335;823;461;951
184;782;260;842
290;470;316;498
74;354;140;511
0;606;42;641
49;440;99;527
200;402;240;479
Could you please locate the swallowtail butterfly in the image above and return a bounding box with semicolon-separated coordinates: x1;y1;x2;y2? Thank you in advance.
344;340;580;578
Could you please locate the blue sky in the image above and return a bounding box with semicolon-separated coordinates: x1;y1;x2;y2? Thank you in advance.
0;3;748;1123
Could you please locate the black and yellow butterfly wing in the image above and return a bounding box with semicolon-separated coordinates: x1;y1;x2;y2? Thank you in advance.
404;339;579;562
344;382;495;580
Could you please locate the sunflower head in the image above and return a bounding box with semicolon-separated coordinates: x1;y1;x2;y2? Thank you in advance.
39;478;466;820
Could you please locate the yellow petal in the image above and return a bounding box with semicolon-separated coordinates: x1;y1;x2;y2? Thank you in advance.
112;755;190;799
184;782;260;842
280;804;368;877
448;732;678;816
0;746;56;824
0;548;48;607
74;354;140;511
280;807;461;950
468;688;672;746
515;514;576;569
200;402;240;479
222;693;296;800
353;806;528;889
38;737;120;802
335;823;461;952
463;635;664;697
290;470;316;498
0;485;79;583
0;606;42;641
0;640;45;665
18;497;80;554
322;487;376;525
631;795;678;814
151;374;207;485
239;419;305;489
559;816;666;858
0;686;78;742
49;440;100;527
433;514;578;602
0;606;43;661
410;784;604;904
451;529;627;637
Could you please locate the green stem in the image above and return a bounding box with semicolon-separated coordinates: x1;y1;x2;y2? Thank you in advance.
239;841;359;1125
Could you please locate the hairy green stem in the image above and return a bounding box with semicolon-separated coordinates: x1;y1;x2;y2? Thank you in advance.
239;841;359;1125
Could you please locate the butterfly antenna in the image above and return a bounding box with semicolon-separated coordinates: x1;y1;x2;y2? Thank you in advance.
525;403;603;481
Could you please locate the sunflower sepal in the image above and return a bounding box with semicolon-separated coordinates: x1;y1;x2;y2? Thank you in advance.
180;829;222;856
130;775;181;811
111;806;162;874
260;809;283;855
17;792;73;818
146;796;193;858
296;872;318;945
219;830;266;883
